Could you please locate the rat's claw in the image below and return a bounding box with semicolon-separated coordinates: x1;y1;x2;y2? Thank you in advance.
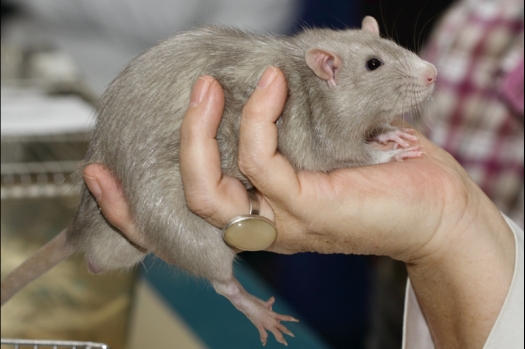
278;323;295;337
257;326;268;346
269;327;288;346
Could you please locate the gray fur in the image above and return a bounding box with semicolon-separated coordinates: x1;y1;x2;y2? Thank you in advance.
69;27;428;280
2;21;436;343
69;26;434;280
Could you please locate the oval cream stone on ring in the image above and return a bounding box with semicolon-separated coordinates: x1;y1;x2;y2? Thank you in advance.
223;215;277;251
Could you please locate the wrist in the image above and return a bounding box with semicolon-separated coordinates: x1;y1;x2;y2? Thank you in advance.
406;182;515;348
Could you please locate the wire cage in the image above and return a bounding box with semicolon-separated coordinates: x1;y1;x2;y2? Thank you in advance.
1;132;89;200
1;338;109;349
1;43;128;349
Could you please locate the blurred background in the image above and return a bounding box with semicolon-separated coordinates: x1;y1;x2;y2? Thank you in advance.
1;0;522;348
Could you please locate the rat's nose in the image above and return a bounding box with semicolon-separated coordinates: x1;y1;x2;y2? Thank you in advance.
424;64;437;85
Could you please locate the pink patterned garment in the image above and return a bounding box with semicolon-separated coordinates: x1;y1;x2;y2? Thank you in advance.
421;0;524;227
501;56;524;114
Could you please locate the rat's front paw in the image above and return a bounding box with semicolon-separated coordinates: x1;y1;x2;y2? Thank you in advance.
391;145;423;161
368;127;423;164
374;128;417;149
368;141;423;164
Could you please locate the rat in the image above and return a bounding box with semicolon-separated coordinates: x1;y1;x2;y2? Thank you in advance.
1;16;436;346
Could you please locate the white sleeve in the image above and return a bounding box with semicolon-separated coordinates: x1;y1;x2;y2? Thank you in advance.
402;215;524;349
484;216;524;348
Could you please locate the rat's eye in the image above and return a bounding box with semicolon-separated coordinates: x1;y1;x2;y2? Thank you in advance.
366;58;383;71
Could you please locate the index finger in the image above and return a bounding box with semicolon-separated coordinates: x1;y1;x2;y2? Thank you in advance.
179;76;250;227
238;67;301;204
180;77;224;191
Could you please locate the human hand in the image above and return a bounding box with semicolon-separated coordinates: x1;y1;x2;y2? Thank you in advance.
84;67;515;348
174;67;515;349
175;67;470;262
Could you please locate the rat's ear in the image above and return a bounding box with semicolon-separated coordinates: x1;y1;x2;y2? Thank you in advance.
361;16;380;36
305;48;341;87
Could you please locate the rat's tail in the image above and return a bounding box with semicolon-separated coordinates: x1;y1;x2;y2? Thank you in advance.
1;229;76;306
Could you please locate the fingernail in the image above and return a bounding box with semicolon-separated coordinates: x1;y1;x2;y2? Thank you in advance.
190;77;212;107
257;66;278;89
84;174;102;199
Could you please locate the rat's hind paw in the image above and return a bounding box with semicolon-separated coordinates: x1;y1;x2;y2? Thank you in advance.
252;296;298;346
213;279;298;346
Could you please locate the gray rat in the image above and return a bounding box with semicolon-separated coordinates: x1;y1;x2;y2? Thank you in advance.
1;16;436;345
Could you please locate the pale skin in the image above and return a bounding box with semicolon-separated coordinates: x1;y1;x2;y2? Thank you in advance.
84;67;516;348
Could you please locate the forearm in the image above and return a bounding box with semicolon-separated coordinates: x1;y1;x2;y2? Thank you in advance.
406;187;515;348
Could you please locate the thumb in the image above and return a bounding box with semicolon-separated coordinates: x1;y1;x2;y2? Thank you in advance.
83;164;146;248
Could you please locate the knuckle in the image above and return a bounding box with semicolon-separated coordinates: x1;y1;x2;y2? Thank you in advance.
242;100;267;121
238;153;263;178
185;193;217;221
179;121;200;145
